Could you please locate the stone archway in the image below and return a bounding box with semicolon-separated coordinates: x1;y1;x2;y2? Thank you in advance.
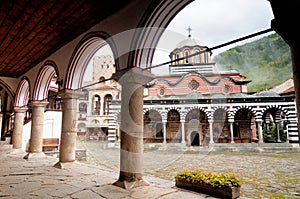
65;32;116;90
32;62;59;101
15;77;30;107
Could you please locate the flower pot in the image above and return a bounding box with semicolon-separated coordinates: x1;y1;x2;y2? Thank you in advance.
175;180;240;199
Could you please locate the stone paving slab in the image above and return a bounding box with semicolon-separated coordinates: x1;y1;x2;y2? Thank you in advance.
0;150;218;199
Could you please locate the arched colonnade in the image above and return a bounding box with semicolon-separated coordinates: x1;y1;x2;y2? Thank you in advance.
0;0;299;189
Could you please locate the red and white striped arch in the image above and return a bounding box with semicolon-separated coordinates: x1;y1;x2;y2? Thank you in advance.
32;62;59;101
15;77;30;107
65;32;117;90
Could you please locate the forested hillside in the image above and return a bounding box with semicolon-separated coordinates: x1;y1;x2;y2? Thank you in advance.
213;33;292;92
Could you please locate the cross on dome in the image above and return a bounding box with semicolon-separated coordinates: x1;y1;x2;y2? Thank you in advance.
187;26;192;37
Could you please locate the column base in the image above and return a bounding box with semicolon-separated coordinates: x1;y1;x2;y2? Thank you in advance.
113;178;150;190
113;171;150;190
23;152;46;159
9;148;25;154
53;161;77;169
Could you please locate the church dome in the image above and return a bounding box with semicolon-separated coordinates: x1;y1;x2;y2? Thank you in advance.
253;90;281;97
176;37;202;49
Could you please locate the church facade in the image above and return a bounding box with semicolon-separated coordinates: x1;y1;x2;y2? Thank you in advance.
75;35;298;147
107;35;299;147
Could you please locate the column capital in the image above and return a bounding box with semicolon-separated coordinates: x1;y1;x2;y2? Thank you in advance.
14;107;28;113
255;119;263;123
228;118;234;123
29;100;49;108
58;89;83;99
112;68;155;85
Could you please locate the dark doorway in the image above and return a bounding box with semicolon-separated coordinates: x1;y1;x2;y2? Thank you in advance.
191;131;200;146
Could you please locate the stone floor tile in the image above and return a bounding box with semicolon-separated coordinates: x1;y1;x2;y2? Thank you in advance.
129;185;177;199
71;189;105;199
91;184;130;198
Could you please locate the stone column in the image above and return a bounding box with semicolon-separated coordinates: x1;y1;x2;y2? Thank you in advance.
285;124;290;143
270;4;300;145
276;123;281;142
24;101;48;159
0;113;2;136
54;90;82;169
100;96;104;116
112;68;154;189
162;121;167;144
12;107;28;151
229;119;235;144
256;120;264;143
208;120;214;144
180;121;185;144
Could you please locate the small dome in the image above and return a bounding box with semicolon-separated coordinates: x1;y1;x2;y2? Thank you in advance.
254;90;281;97
186;92;203;99
176;37;202;49
229;93;254;98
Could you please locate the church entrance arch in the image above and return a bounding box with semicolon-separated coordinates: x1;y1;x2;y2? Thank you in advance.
185;108;208;146
190;131;200;146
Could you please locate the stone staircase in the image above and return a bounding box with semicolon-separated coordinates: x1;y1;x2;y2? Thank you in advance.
144;142;300;153
209;142;300;153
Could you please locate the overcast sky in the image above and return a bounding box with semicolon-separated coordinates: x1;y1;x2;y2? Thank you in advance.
151;0;275;74
85;0;275;79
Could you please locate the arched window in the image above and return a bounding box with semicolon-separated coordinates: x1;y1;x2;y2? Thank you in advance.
99;76;105;82
93;95;101;115
103;94;112;115
194;49;200;63
79;102;87;113
184;50;189;64
203;52;209;63
92;119;100;124
176;53;180;64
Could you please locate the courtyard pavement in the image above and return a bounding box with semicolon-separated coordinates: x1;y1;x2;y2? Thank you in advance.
0;147;219;199
82;141;300;199
0;141;299;199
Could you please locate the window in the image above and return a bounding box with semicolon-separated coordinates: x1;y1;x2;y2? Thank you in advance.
158;87;165;96
99;76;105;83
79;102;87;113
176;53;180;64
203;52;209;63
194;49;200;63
184;50;189;64
103;94;112;115
224;85;231;93
188;80;199;90
93;95;101;115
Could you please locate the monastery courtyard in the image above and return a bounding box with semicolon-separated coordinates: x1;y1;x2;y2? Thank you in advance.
82;141;300;199
0;141;299;199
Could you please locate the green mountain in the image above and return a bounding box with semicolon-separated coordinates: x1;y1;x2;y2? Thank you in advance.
213;33;292;93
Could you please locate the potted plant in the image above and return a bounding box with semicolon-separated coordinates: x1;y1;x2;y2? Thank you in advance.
175;170;241;199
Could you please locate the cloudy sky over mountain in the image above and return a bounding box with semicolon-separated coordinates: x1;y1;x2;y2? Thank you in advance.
151;0;275;74
86;0;275;78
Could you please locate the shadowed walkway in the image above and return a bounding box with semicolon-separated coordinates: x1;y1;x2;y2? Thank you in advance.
0;149;220;199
